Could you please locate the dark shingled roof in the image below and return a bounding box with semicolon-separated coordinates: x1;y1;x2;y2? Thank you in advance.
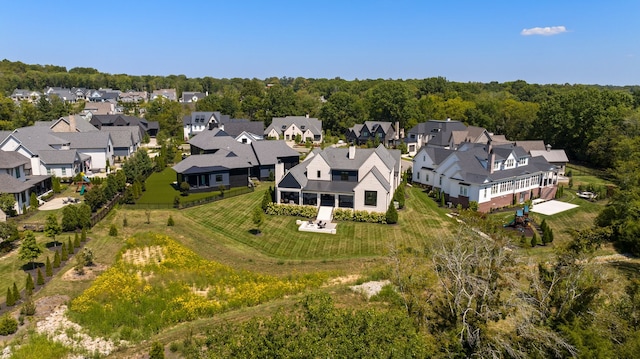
172;150;253;174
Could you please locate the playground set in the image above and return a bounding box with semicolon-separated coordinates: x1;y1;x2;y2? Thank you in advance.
503;205;535;235
75;173;92;195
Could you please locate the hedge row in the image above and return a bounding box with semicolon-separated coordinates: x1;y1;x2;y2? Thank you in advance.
265;203;318;218
333;208;387;224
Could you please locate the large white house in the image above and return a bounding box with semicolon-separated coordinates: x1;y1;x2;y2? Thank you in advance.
412;141;558;212
265;116;323;144
0;151;52;216
276;145;401;213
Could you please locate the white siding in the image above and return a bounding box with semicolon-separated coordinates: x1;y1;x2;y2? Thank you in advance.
306;155;331;181
353;171;390;213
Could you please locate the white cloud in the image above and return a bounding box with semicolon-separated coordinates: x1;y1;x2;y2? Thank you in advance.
520;26;568;36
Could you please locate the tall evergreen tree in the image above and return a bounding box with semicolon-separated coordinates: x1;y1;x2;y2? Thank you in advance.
45;256;53;276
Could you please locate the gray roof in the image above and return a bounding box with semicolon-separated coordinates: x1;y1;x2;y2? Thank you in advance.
189;134;259;165
250;141;299;166
222;121;264;138
183;112;220;126
38;150;80;165
172;150;253;174
0;173;32;193
55;116;99;132
54;131;111;149
530;149;569;163
91;114;158;132
265;116;322;136
420;147;454;168
0;151;29;169
442;143;554;185
99;128;135;148
7;126;69;153
0;131;11;143
318;145;397;172
348;121;397;142
515;140;547;153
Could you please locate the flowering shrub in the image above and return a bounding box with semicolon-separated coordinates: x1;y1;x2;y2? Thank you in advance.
68;233;326;341
333;208;387;223
265;203;317;218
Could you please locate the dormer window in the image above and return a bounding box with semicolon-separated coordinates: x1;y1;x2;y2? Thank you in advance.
301;125;306;130
282;125;287;130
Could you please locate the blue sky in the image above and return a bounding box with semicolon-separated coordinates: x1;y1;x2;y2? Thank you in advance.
1;1;638;85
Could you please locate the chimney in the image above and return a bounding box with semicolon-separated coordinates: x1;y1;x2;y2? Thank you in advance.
446;117;451;121
546;143;551;152
489;149;495;174
305;113;309;118
69;115;76;132
348;145;356;160
394;121;400;140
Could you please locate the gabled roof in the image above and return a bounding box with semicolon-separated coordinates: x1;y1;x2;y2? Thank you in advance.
53;116;100;132
54;131;111;149
221;120;264;138
172;150;253;174
318;144;397;172
7;126;69;152
530;149;569;163
265;116;322;136
515;140;546;153
38;150;80;165
250;141;299;166
188;133;259;165
0;151;29;169
99;127;136;148
0;173;32;193
183;111;219;126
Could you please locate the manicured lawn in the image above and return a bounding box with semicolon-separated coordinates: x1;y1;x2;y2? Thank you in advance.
138;168;235;204
183;185;455;259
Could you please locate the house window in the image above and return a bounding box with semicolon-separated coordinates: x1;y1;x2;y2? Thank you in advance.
62;168;66;176
459;186;468;197
47;168;52;175
14;167;20;178
340;171;349;181
317;170;321;178
484;188;488;198
439;177;442;186
242;138;247;144
215;174;223;182
417;172;420;180
364;191;377;206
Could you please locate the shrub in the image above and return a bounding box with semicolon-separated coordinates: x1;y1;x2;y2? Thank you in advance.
531;232;539;247
393;185;405;209
180;181;190;196
265;203;317;218
81;227;87;242
386;202;398;224
469;201;479;212
76;248;94;267
67;237;74;255
333;208;387;224
0;314;18;335
74;233;81;248
123;217;128;227
21;296;36;316
109;224;118;237
167;216;175;227
30;192;38;210
149;341;165;359
173;196;181;209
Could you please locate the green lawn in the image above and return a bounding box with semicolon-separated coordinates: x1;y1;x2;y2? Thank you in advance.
138;168;233;204
183;186;455;260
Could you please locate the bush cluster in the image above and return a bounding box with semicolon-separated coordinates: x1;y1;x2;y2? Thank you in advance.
0;315;18;335
265;203;317;218
333;208;387;223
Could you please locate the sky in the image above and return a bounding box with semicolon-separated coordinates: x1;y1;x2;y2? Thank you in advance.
1;1;639;86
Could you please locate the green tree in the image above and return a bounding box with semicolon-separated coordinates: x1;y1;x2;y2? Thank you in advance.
5;287;15;307
67;237;74;255
61;243;68;261
180;181;190;196
531;232;539;247
53;250;61;268
261;188;272;211
81;227;87;242
366;81;417;129
45;256;52;277
44;213;62;245
52;175;61;193
167;215;175;227
0;193;16;216
11;282;19;302
36;268;44;285
252;206;265;234
0;222;19;250
25;273;34;296
29;192;38;210
0;314;18;335
74;232;80;248
386;202;398;224
319;91;366;134
83;186;105;212
18;230;42;269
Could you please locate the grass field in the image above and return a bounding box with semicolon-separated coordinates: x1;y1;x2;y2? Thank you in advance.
137;168;227;204
182;185;455;260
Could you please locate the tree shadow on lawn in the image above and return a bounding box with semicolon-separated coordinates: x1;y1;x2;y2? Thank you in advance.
21;261;44;271
248;229;262;236
45;240;64;249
